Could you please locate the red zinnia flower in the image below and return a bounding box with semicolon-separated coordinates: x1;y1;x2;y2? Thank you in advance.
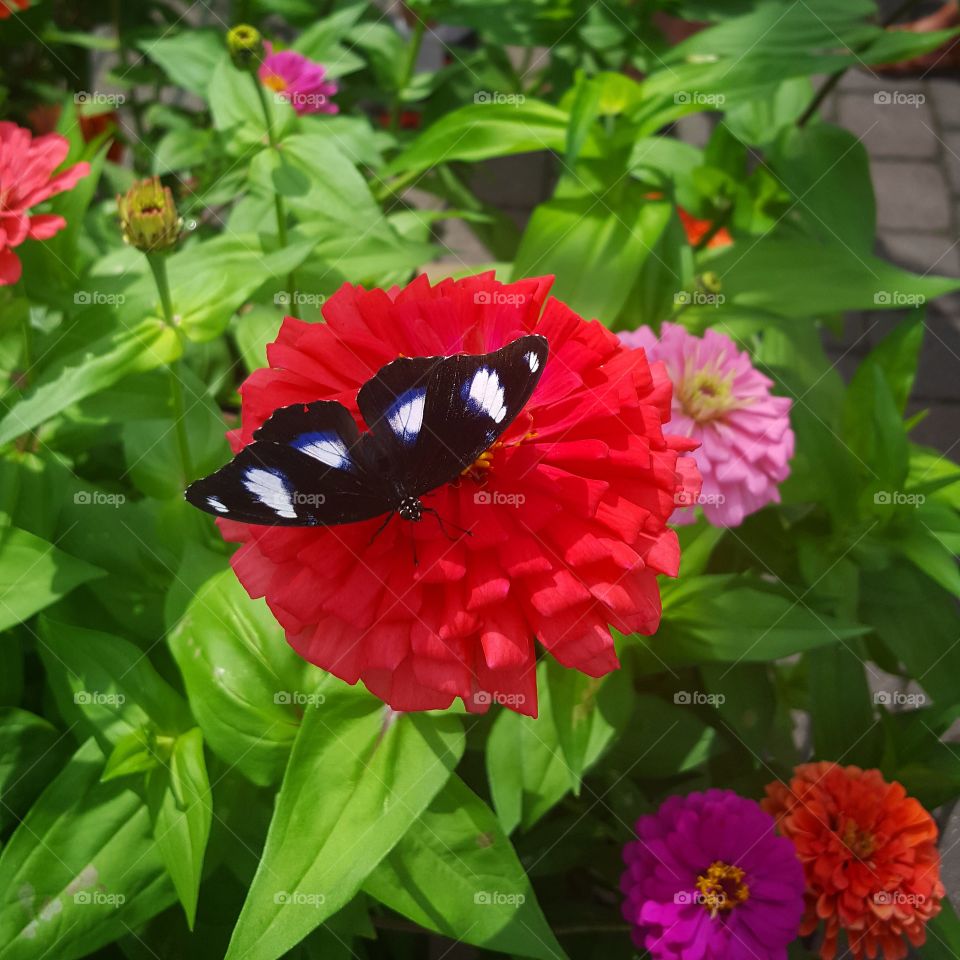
677;207;733;249
0;122;90;286
0;0;29;19
763;763;944;960
219;274;700;716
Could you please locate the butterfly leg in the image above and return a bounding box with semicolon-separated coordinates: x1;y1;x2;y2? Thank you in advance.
421;507;474;541
368;511;395;545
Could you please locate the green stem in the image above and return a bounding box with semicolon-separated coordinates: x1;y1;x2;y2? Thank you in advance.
797;0;926;127
252;76;299;317
147;252;194;481
390;12;426;135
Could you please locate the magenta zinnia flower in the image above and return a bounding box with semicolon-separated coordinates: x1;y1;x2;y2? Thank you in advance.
620;323;793;526
0;122;90;286
621;789;805;960
258;43;338;116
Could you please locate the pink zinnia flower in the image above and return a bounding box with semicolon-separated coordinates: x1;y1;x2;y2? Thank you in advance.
619;323;793;526
621;789;805;960
0;122;90;286
258;43;338;116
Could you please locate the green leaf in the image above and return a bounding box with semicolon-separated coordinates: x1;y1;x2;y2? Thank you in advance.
770;122;875;253
547;660;632;793
0;739;174;960
152;127;215;175
486;662;630;833
139;30;226;97
385;100;569;177
0;318;180;446
225;696;464;960
703;237;960;318
924;899;960;960
862;563;960;706
168;569;323;786
208;57;295;150
644;578;867;667
38;617;190;744
852;313;924;415
0;528;103;631
0;709;64;831
364;776;566;960
147;728;212;929
101;727;159;782
514;187;672;322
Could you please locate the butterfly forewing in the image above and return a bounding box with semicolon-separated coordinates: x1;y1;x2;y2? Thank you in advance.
360;334;549;496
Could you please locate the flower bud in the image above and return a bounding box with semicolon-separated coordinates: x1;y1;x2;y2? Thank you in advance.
117;177;182;253
227;24;264;71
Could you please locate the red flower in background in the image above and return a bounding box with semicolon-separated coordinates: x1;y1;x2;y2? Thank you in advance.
28;103;124;163
0;0;29;19
764;763;944;960
219;274;700;716
677;207;733;248
0;122;89;286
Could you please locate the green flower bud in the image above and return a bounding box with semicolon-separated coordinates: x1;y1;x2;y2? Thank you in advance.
227;24;264;71
117;177;182;253
700;271;723;294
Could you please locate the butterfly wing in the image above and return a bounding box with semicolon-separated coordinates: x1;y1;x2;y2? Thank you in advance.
357;334;548;496
185;400;391;526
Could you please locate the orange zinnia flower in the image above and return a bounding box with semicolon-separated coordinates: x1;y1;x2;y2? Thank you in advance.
763;763;943;960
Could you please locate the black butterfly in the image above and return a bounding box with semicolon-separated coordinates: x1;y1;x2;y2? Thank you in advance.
185;333;548;530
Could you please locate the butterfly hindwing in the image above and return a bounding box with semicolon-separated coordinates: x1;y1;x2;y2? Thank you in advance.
186;400;391;525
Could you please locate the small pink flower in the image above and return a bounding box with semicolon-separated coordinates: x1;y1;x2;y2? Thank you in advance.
0;122;90;286
620;323;794;527
258;43;338;116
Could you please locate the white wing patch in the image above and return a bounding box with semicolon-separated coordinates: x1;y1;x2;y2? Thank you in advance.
206;496;229;513
243;468;297;519
294;432;352;470
387;389;426;444
465;367;507;423
525;351;540;372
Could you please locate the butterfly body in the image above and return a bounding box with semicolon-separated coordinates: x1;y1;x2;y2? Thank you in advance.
185;334;548;528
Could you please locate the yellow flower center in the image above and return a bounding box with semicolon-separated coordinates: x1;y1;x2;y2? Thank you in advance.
676;351;746;423
842;820;876;859
695;862;750;917
261;72;288;93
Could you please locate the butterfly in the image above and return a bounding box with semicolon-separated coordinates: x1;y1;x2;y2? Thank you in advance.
184;333;548;530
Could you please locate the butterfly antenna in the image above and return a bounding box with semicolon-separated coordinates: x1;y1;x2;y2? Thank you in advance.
421;507;474;541
369;511;395;546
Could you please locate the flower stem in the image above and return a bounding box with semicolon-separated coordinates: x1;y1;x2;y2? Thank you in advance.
251;76;299;318
390;12;426;135
146;252;194;482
